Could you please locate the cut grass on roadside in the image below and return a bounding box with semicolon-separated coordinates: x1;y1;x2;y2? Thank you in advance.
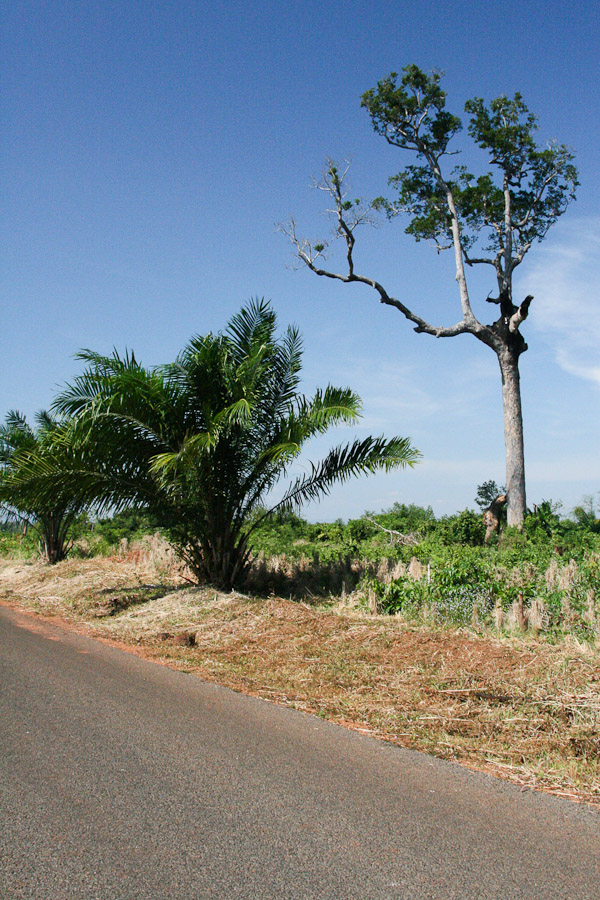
1;555;598;806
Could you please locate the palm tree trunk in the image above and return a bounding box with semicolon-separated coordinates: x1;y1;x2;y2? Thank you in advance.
40;512;69;563
185;530;249;590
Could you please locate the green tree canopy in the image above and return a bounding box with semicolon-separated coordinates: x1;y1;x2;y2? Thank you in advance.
283;65;578;528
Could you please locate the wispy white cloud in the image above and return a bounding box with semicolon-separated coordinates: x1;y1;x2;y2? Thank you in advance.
521;218;600;387
554;350;600;385
314;353;498;434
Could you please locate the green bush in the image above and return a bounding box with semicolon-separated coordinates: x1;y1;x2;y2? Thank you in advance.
435;509;486;546
91;510;161;546
371;502;436;534
0;527;39;558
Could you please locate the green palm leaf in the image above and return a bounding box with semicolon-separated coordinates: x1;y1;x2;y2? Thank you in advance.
43;300;419;588
268;437;421;518
0;411;89;562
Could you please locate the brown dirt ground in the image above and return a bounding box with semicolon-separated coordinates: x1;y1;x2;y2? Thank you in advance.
1;555;598;806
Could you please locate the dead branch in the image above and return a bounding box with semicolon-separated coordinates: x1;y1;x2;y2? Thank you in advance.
509;295;533;333
279;163;478;341
364;515;419;546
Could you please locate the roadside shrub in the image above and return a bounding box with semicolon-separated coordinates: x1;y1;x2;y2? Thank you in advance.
363;546;492;621
359;540;599;641
435;509;486;546
0;526;39;559
372;502;436;535
365;575;429;615
524;499;563;539
572;494;600;533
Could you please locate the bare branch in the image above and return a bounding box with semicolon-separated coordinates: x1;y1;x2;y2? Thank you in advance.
280;217;473;340
463;251;498;267
276;217;331;270
417;149;479;328
364;515;419;545
282;161;489;341
509;295;533;333
509;240;532;273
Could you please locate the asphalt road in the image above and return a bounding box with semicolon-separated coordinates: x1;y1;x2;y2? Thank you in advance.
1;605;598;900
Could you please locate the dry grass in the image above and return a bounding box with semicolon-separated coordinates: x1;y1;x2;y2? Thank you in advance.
1;551;598;806
245;551;401;597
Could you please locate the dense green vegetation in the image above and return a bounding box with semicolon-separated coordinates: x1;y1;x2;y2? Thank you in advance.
0;508;155;560
2;495;598;643
0;411;87;563
247;498;599;558
245;499;600;642
0;301;417;588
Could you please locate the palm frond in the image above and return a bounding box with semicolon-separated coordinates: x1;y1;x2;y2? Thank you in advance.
20;300;420;586
34;410;59;432
5;410;30;433
226;297;276;359
148;428;220;477
267;436;421;517
213;397;253;426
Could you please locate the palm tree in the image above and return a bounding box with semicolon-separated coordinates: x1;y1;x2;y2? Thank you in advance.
42;300;419;588
0;411;85;563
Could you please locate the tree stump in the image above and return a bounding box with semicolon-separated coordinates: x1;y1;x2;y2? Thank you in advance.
483;494;507;543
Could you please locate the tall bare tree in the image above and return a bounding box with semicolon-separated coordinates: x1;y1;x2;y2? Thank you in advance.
281;65;578;527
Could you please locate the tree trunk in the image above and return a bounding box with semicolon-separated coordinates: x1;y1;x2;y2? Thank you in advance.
40;512;69;564
43;515;60;564
185;531;250;591
498;350;526;527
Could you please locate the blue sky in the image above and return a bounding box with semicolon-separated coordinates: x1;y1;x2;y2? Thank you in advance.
2;0;599;520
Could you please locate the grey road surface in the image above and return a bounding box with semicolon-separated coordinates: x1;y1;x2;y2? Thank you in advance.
1;604;598;900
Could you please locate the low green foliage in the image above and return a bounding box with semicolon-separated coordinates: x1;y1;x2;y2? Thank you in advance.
572;494;600;533
0;526;40;559
2;491;598;645
246;500;600;642
364;540;598;641
85;510;160;552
